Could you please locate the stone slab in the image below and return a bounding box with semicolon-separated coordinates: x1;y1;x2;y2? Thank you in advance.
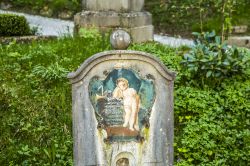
129;25;154;43
75;25;154;43
74;11;154;43
232;25;248;34
228;36;250;48
74;11;152;28
82;0;144;12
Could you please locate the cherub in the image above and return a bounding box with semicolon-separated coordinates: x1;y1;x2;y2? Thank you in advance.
113;78;140;131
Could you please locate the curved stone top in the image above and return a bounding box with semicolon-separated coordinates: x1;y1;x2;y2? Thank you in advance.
67;50;176;84
82;0;145;12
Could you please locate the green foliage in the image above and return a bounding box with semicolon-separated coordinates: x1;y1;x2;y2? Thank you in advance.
32;63;69;82
233;0;250;27
0;30;110;165
0;29;249;165
7;0;81;18
5;0;250;35
50;0;80;15
175;79;250;165
145;0;250;36
0;14;31;36
181;31;250;86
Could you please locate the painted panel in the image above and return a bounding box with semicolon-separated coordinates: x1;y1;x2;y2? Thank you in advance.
89;68;155;142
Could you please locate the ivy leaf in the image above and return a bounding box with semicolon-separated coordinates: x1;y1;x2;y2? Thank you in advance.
206;70;213;78
208;150;213;156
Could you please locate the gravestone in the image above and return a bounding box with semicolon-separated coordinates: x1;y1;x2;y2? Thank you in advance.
74;0;153;43
68;30;175;166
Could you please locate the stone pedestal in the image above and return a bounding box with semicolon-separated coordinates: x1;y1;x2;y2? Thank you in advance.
75;0;153;42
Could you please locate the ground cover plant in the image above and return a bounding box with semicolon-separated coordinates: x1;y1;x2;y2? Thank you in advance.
181;31;250;87
2;0;81;18
0;14;31;36
0;30;249;165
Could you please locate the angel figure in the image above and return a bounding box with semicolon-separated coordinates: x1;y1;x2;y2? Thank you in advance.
113;78;140;131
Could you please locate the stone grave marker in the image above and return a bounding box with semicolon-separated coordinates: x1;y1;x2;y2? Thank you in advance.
68;30;176;166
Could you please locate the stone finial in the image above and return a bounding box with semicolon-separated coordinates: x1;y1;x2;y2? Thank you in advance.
110;30;131;50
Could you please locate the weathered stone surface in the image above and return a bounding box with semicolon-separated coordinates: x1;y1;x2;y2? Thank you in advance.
40;6;53;17
58;10;73;19
129;25;154;43
232;25;248;34
68;50;175;166
74;11;152;28
74;11;154;42
228;36;250;48
82;0;144;12
76;0;153;43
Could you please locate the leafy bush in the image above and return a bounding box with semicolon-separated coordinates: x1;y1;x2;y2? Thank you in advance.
145;0;250;35
0;30;249;165
174;80;250;165
181;31;250;86
0;14;31;37
8;0;81;18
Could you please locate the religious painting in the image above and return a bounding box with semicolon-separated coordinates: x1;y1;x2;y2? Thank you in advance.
89;68;155;142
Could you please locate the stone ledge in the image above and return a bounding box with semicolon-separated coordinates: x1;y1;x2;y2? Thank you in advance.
74;11;152;29
128;25;154;43
0;35;57;44
232;25;248;34
228;36;250;48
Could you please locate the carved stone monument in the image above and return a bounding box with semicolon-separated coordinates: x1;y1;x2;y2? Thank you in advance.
68;30;175;166
74;0;154;43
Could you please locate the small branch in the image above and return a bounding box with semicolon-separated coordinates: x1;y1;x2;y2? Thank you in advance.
221;0;226;42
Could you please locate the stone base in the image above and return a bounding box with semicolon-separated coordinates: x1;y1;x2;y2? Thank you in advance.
232;25;248;34
228;36;250;48
128;25;154;43
74;11;154;43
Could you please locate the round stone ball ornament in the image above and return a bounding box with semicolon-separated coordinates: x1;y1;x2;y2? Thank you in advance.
110;30;131;50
